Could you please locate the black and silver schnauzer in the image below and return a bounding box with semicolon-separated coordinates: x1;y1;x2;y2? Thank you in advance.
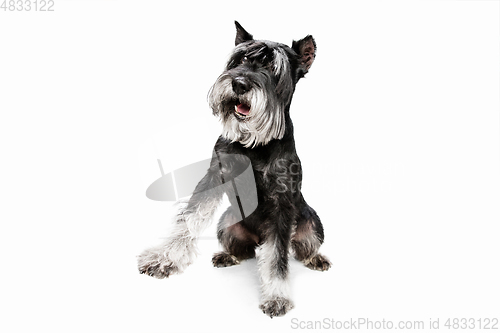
138;21;331;318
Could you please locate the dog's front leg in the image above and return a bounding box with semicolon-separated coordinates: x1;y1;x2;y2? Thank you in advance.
138;161;224;278
257;206;295;318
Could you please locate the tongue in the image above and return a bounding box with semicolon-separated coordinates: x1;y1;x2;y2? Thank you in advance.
237;103;250;115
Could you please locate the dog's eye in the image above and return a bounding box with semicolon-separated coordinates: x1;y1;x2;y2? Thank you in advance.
241;56;248;64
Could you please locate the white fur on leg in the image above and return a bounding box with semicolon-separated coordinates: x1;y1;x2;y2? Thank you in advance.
257;241;290;298
138;198;220;278
256;239;294;317
137;220;196;278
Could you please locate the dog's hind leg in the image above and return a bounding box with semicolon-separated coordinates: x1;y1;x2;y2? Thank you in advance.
212;208;259;267
291;201;331;271
137;160;225;279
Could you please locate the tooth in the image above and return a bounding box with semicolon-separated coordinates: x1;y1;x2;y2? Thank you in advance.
235;105;238;112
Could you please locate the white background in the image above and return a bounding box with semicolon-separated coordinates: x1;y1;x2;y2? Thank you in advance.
1;0;499;332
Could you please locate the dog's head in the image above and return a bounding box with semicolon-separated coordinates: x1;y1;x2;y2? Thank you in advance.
208;21;316;148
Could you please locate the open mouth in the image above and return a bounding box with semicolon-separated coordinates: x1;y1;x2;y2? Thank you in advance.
234;102;251;120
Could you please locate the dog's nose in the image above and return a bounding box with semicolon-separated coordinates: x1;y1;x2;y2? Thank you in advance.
232;77;250;95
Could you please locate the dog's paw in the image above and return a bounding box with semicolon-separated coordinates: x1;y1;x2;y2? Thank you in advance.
212;252;240;268
304;253;331;271
137;250;179;279
259;297;294;318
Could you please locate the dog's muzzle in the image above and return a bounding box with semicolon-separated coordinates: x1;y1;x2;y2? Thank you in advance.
231;77;252;119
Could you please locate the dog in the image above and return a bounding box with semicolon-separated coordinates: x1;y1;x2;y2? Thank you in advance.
138;21;331;318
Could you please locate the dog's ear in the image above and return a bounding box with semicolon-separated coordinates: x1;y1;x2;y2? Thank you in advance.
292;35;316;77
235;21;254;46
